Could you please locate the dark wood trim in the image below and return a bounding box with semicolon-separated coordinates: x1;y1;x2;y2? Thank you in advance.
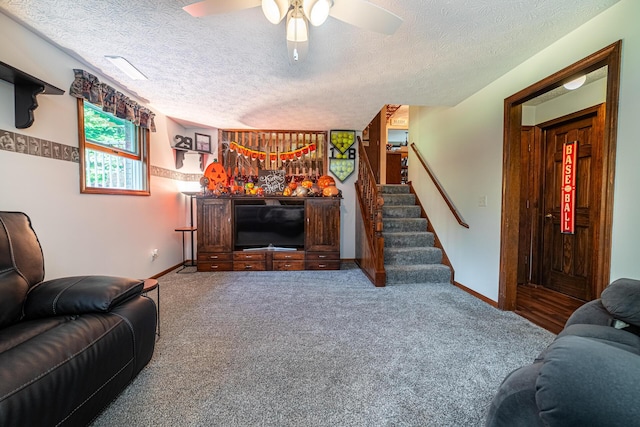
408;181;455;284
151;262;184;279
410;143;469;228
454;281;498;308
500;40;621;311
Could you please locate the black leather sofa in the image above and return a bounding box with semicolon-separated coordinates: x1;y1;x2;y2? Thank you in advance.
485;278;640;426
0;211;156;426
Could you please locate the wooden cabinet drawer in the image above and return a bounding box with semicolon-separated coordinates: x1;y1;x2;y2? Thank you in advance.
305;260;341;270
305;252;340;261
272;251;305;261
198;252;233;262
233;252;266;261
197;261;233;271
233;261;266;271
272;260;305;271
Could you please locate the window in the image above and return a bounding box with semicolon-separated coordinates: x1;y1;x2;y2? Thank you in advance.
78;99;150;195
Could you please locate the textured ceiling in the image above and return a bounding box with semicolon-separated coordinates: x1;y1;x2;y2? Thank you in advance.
0;0;620;131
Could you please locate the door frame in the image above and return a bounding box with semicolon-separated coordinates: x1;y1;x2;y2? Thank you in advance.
498;40;622;310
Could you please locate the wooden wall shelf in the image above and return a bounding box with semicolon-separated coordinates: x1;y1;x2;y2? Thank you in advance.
0;61;65;129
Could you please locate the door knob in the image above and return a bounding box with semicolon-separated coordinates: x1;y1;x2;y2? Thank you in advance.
545;213;554;219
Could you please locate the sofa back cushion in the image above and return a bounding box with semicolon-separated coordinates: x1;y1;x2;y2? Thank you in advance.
601;278;640;327
0;212;45;328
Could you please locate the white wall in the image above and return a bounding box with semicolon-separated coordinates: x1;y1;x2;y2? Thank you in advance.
409;0;640;302
0;12;200;280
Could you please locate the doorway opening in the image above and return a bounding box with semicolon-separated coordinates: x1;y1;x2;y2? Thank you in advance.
498;41;621;333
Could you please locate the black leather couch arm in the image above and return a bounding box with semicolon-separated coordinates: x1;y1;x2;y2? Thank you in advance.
23;276;143;319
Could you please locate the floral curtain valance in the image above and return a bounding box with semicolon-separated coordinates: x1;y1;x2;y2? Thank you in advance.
69;69;156;132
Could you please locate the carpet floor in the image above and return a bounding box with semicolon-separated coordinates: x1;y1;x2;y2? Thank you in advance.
91;263;554;427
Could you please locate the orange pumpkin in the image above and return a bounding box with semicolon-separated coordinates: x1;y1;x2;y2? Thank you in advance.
301;178;314;189
288;181;298;190
283;187;292;196
323;185;340;197
203;162;228;190
317;175;335;189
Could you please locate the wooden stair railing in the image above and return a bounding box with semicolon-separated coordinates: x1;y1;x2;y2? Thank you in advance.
410;143;469;229
354;136;386;287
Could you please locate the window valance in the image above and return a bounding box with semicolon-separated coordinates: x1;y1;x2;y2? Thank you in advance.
69;69;156;132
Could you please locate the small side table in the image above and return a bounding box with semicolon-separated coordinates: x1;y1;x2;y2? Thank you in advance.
143;278;160;338
175;226;197;273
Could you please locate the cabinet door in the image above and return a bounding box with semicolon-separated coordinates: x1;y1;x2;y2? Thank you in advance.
197;198;232;253
305;199;340;252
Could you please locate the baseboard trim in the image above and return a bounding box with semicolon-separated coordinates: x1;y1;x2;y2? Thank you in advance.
454;281;498;308
151;262;185;279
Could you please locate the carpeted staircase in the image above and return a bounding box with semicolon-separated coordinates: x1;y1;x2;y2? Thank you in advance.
381;184;452;285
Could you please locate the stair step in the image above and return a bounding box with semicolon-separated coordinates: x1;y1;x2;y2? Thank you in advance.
379;184;410;194
383;232;435;248
385;264;452;284
382;205;422;218
385;247;443;265
383;217;427;232
382;193;416;206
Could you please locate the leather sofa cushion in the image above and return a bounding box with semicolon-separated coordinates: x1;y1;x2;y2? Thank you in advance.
536;335;640;427
0;269;29;329
601;278;640;327
0;312;136;426
0;212;45;328
0;316;72;353
24;275;143;319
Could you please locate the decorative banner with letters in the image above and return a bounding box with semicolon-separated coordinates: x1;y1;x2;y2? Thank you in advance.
561;140;578;234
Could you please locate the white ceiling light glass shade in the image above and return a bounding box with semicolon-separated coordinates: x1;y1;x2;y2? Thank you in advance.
563;75;587;90
262;0;289;24
286;8;308;42
302;0;333;26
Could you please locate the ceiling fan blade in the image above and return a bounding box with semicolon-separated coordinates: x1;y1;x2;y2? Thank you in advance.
329;0;402;35
183;0;262;17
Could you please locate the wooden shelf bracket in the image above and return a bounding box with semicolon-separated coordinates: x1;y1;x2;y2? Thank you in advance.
0;61;65;129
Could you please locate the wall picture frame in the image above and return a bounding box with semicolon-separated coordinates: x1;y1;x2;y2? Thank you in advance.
195;133;211;153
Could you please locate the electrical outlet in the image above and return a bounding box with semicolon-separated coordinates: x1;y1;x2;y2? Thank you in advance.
151;249;159;260
478;195;487;207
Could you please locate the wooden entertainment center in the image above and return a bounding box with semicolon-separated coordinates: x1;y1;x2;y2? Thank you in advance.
196;196;340;272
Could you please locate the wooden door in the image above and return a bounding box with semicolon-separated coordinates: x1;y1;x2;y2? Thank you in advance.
516;104;605;332
305;199;340;252
539;105;604;301
197;198;232;253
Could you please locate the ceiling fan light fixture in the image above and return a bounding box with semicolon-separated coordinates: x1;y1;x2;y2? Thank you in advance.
262;0;289;24
563;75;587;90
302;0;333;26
286;8;308;42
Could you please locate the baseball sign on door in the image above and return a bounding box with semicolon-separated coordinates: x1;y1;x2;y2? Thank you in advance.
561;140;577;234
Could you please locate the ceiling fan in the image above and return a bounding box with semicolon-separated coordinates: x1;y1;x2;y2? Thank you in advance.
183;0;403;63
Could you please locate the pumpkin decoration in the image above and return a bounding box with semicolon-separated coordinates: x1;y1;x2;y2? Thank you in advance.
203;162;228;190
322;185;340;197
316;175;335;189
283;187;292;196
307;184;322;197
294;186;309;197
288;181;298;190
300;178;314;189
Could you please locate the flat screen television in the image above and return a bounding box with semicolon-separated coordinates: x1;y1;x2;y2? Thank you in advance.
234;202;305;250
